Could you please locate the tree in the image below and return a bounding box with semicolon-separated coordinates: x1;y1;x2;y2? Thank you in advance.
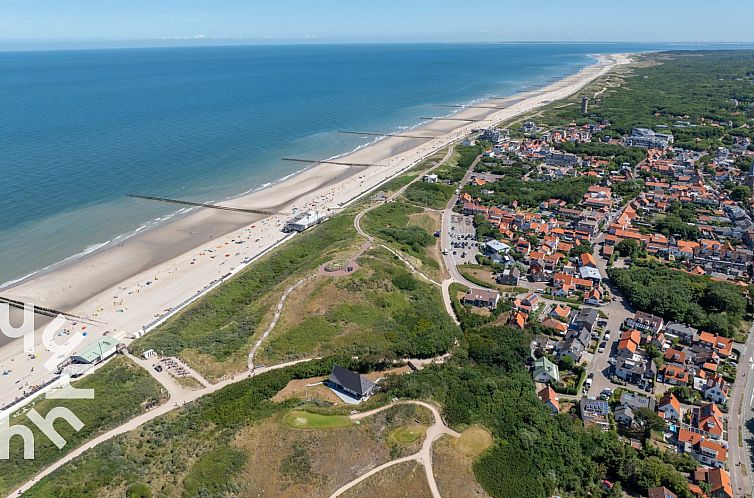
730;185;752;202
615;239;640;258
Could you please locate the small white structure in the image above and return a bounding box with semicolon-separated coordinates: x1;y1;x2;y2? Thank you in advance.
143;349;157;360
284;210;328;232
423;174;439;183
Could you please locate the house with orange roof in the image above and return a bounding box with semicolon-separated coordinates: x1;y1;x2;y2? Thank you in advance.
510;311;528;330
703;374;730;405
693;403;724;440
660;363;689;386
541;318;568;335
513;292;540;312
579;252;597;268
658;392;681;422
584;288;602;305
550;304;572;320
694;467;733;498
537;385;560;414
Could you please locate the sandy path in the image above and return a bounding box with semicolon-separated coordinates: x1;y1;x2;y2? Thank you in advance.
330;400;460;498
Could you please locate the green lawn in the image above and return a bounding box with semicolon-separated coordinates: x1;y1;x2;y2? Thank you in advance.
388;425;427;445
284;410;353;429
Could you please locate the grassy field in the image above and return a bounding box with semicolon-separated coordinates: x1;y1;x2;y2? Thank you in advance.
433;435;491;498
340;460;432;498
284;410;352;429
129;214;359;379
21;359;433;497
361;202;442;278
0;356;167;496
256;246;459;364
388;424;427;445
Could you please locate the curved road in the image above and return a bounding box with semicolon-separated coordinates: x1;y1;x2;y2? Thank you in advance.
329;400;460;498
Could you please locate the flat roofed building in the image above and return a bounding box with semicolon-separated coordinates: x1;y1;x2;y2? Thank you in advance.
70;337;121;365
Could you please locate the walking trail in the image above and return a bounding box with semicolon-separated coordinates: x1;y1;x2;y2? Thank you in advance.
329;400;460;498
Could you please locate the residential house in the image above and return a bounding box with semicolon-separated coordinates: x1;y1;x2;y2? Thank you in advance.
550;304;572;321
626;311;664;335
537;385;560;414
614;404;636;426
648;487;677;498
580;397;610;431
532;356;560;384
462;288;500;309
703;374;730;405
693;467;733;498
660;363;689;386
665;322;697;345
514;292;540;312
615;356;647;384
511;311;528;330
658;393;681;422
496;267;521;286
541;318;568;335
328;366;376;401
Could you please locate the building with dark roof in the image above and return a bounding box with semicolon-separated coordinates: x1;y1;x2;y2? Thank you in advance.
328;366;376;400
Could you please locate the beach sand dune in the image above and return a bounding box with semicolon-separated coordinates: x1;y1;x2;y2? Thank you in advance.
0;54;629;408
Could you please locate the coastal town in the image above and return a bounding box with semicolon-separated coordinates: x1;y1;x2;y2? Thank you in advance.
439;89;754;497
2;49;754;498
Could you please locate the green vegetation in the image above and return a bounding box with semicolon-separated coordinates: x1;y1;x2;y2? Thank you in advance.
609;261;749;337
363;203;435;259
382;322;693;498
131;214;357;375
404;181;455;209
434;145;481;182
259;248;459;362
0;357;166;496
388;425;426;445
464;175;597;208
22;357;383;497
284;410;352;429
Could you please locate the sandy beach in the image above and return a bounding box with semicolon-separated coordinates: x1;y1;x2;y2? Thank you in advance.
0;53;629;408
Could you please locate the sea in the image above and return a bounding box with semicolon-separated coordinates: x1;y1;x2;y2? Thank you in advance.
0;42;751;286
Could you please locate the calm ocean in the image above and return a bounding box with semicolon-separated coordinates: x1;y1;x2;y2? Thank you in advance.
0;42;742;285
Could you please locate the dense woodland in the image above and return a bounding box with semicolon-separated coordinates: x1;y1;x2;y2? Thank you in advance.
609;261;750;337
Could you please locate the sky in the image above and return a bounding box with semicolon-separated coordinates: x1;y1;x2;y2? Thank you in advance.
0;0;752;49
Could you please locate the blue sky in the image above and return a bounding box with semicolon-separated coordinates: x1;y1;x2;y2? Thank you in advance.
1;0;752;47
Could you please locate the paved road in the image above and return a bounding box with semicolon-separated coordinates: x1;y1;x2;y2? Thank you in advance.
728;322;754;498
330;400;460;498
439;156;485;292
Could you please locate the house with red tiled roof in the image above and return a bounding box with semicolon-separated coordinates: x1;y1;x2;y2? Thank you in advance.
579;252;597;268
693;403;724;440
694;467;733;498
513;292;540;313
550;304;571;320
537;385;560;414
660;363;689;386
541;318;568;335
703;374;730;405
658;393;681;422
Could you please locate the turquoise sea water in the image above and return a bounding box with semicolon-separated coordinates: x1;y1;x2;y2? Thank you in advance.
0;42;748;285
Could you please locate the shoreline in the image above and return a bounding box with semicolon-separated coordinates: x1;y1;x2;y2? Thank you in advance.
0;53;630;407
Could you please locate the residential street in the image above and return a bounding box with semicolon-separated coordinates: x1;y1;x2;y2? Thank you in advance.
728;322;754;498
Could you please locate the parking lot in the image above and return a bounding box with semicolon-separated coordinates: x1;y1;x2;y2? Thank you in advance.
446;214;479;265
